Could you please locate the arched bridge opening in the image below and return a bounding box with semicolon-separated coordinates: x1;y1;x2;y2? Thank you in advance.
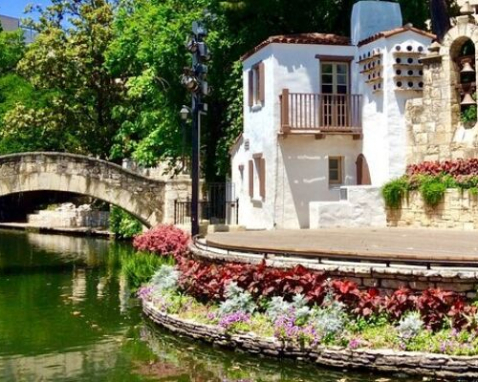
0;153;166;228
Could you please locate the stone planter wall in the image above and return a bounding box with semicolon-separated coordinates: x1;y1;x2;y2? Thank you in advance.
387;189;478;230
192;245;478;297
143;300;478;379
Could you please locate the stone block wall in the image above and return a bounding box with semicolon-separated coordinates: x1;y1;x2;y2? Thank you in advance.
28;210;110;228
143;300;478;378
192;245;478;297
387;189;478;230
405;17;478;165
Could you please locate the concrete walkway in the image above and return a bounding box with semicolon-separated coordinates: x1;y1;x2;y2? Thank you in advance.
206;228;478;264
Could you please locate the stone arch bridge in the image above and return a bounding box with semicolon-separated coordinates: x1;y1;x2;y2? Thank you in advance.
0;152;168;228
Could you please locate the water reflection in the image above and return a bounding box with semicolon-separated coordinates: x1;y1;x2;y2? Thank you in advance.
0;230;421;382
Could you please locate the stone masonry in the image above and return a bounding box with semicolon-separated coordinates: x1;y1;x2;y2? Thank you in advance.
0;152;166;227
143;300;478;379
405;15;478;164
387;189;478;231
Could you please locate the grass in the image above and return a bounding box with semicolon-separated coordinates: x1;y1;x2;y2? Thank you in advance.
121;252;173;291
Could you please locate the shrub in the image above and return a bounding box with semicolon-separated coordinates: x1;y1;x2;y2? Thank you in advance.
218;282;257;316
419;177;447;207
382;177;408;208
416;289;456;330
312;296;347;341
397;311;424;340
407;158;478;177
133;225;190;258
385;288;416;321
109;206;143;239
150;264;180;294
176;258;326;303
121;252;169;291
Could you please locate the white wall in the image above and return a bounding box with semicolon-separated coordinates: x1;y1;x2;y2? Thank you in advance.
359;32;433;186
276;135;361;229
309;186;386;228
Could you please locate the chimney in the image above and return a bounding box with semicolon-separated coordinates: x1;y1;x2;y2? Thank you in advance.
351;1;403;46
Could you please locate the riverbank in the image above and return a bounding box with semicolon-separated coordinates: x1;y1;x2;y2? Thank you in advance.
142;300;478;379
0;222;110;237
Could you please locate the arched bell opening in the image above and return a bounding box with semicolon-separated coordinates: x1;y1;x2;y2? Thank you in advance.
451;38;477;127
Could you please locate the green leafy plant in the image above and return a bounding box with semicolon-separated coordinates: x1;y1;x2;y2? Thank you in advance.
461;104;477;125
109;206;143;239
381;177;409;208
121;252;169;291
420;177;447;207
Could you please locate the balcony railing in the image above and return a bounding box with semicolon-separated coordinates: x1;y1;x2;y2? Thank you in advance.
280;89;362;135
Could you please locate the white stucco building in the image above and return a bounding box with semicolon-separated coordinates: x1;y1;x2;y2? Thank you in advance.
230;1;434;230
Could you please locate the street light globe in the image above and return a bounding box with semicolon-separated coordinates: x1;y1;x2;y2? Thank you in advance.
180;105;190;121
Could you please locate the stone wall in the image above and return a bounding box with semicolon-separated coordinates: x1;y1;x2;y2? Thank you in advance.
0;152;165;227
28;209;109;228
405;16;478;165
143;300;478;378
387;189;478;231
192;243;478;297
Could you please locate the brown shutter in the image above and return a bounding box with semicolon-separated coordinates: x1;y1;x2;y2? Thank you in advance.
249;160;254;198
248;70;254;107
260;158;266;199
259;62;265;104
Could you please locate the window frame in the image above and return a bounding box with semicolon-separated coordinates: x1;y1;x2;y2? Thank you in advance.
248;61;265;107
320;61;350;95
328;156;344;185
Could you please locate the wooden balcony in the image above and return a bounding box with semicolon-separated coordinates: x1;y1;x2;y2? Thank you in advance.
280;89;362;138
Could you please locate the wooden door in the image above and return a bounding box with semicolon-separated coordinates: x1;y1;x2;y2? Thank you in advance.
356;154;371;185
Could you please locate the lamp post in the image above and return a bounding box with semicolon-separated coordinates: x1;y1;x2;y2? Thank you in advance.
181;21;210;237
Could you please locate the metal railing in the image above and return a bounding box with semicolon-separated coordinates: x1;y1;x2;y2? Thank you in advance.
174;199;239;225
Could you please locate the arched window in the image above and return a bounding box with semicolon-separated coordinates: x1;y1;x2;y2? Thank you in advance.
452;38;476;126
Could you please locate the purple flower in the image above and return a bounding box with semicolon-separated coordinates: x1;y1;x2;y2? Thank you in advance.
219;312;250;330
349;339;361;349
137;286;153;301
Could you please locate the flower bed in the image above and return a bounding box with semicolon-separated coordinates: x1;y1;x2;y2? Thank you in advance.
139;259;478;358
136;225;478;376
382;158;478;209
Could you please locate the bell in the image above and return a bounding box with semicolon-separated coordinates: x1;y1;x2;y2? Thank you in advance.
461;60;475;73
461;92;476;106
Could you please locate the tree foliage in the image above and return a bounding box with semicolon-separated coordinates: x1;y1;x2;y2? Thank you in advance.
0;0;456;176
1;0;121;156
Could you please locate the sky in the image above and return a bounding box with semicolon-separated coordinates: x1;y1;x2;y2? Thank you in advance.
0;0;50;19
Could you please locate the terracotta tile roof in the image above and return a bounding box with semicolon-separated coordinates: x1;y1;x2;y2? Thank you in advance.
358;25;436;47
241;33;351;61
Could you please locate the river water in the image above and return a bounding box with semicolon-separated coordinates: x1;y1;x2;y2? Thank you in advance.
0;229;421;382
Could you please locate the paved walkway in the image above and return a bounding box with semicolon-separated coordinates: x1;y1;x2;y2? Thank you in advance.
206;228;478;264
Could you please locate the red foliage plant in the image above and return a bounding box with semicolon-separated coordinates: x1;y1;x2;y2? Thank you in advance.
407;158;478;177
176;257;327;303
133;225;190;258
174;257;475;331
416;289;457;330
385;288;416;321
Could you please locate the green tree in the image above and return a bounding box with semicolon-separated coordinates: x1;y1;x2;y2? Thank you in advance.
7;0;122;157
106;0;207;166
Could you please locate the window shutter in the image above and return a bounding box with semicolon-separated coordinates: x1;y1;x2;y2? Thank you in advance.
248;70;254;107
249;160;254;198
260;158;266;199
259;62;265;104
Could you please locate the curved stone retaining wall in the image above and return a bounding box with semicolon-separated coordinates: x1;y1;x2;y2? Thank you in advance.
192;244;478;297
143;300;478;379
